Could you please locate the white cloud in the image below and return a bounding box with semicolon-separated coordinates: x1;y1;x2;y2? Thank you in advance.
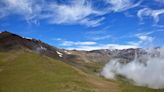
129;32;154;47
66;44;138;51
0;0;105;27
55;38;138;51
107;44;138;49
86;30;112;40
60;40;97;46
90;35;111;40
79;17;105;27
0;0;143;27
0;0;43;21
0;0;147;27
105;0;141;12
41;0;104;27
101;47;164;89
136;32;154;42
155;0;164;3
137;8;164;23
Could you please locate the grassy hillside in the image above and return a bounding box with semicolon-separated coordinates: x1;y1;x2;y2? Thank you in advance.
0;50;119;92
0;49;164;92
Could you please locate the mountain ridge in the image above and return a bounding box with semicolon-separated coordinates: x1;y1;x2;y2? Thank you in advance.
0;31;146;73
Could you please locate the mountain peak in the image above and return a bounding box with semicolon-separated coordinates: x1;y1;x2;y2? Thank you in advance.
0;31;18;36
0;31;62;59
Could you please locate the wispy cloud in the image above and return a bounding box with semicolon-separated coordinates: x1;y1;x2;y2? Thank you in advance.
54;38;97;46
0;0;43;22
105;0;142;12
42;0;105;27
54;37;137;51
86;30;112;40
137;8;164;24
79;17;105;27
155;0;164;3
61;41;97;46
1;0;162;28
128;32;154;47
0;0;105;27
66;44;138;51
91;35;111;40
0;0;143;27
45;0;142;26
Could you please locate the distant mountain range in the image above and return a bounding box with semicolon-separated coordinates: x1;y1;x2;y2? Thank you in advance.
0;31;148;73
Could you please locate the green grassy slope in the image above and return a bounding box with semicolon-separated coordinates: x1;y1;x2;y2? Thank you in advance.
0;50;119;92
0;50;164;92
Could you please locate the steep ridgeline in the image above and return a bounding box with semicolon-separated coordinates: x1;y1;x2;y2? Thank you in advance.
0;31;66;59
0;31;147;73
0;31;147;63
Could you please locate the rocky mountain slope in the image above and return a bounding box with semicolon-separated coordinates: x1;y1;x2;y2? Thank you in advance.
0;31;145;61
0;31;62;59
0;31;147;73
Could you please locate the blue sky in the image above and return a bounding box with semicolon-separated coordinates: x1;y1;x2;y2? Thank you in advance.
0;0;164;50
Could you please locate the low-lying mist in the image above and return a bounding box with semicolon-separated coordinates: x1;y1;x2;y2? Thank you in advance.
101;47;164;89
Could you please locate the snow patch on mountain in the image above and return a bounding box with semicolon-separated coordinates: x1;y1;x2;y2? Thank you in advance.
56;51;63;57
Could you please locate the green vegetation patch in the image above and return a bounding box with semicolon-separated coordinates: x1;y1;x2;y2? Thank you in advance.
0;50;95;92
